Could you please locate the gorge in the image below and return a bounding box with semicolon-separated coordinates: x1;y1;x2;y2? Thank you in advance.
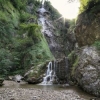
0;0;100;100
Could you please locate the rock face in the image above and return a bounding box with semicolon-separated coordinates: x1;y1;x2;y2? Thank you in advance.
37;7;64;58
56;57;69;84
74;46;100;96
75;12;100;47
41;58;69;85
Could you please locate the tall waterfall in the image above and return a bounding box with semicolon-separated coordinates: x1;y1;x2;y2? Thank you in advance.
40;61;57;85
36;3;69;85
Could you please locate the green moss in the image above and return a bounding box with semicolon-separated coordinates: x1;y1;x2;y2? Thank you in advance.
92;41;100;50
27;61;50;78
71;56;79;76
68;51;79;79
68;51;75;60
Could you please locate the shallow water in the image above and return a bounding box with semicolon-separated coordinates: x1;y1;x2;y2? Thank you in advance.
1;81;95;100
20;84;95;99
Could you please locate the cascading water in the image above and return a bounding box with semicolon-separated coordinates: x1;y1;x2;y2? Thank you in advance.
37;2;69;85
40;61;57;85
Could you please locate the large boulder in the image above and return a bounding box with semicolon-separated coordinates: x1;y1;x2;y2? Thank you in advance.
74;46;100;96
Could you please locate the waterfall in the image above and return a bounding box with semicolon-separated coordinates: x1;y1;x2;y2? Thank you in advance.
42;0;45;7
40;61;57;85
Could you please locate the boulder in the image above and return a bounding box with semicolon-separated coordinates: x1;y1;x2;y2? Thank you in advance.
12;75;24;83
74;46;100;96
24;61;49;84
27;77;42;84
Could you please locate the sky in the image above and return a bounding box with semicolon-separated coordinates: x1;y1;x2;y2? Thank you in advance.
49;0;80;19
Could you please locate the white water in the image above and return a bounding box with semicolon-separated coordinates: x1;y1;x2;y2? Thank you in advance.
40;61;57;85
37;6;54;37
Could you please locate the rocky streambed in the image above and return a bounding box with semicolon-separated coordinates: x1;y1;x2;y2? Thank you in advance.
0;80;96;100
0;88;93;100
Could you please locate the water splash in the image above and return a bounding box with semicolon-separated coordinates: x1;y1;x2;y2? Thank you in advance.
39;61;57;85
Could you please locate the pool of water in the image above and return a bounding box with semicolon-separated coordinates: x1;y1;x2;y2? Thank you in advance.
1;80;96;100
21;84;95;99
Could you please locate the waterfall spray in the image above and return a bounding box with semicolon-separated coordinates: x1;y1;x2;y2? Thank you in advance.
39;61;57;85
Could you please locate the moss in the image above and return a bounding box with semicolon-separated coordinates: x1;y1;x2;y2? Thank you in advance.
68;51;75;60
67;51;79;82
92;41;100;50
71;56;79;76
28;61;49;78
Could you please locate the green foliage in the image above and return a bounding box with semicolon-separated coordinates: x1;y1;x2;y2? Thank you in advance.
79;0;100;13
10;0;27;10
44;1;61;20
0;0;54;77
27;0;41;14
93;41;100;50
0;48;13;76
0;1;19;42
20;11;32;22
20;23;42;42
29;37;54;65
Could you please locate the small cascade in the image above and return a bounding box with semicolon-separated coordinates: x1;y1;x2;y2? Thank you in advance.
40;61;57;85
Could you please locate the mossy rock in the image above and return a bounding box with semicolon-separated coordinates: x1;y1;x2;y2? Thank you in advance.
24;60;50;84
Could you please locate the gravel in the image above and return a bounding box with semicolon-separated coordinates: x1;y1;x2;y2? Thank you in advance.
0;88;87;100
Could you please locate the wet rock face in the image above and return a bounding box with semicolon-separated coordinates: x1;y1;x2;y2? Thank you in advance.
37;7;64;58
74;46;100;96
75;13;100;47
56;57;69;84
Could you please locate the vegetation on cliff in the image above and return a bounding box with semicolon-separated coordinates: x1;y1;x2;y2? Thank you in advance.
0;0;54;78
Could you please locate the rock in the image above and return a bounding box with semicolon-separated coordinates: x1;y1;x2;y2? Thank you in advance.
27;77;42;84
0;88;88;100
75;12;100;47
24;62;49;84
12;75;24;83
0;78;4;86
74;46;100;96
37;7;65;58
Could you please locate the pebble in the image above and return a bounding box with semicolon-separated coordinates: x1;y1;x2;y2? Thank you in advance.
0;88;87;100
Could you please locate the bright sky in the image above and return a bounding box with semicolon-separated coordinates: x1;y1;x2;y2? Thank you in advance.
49;0;80;19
